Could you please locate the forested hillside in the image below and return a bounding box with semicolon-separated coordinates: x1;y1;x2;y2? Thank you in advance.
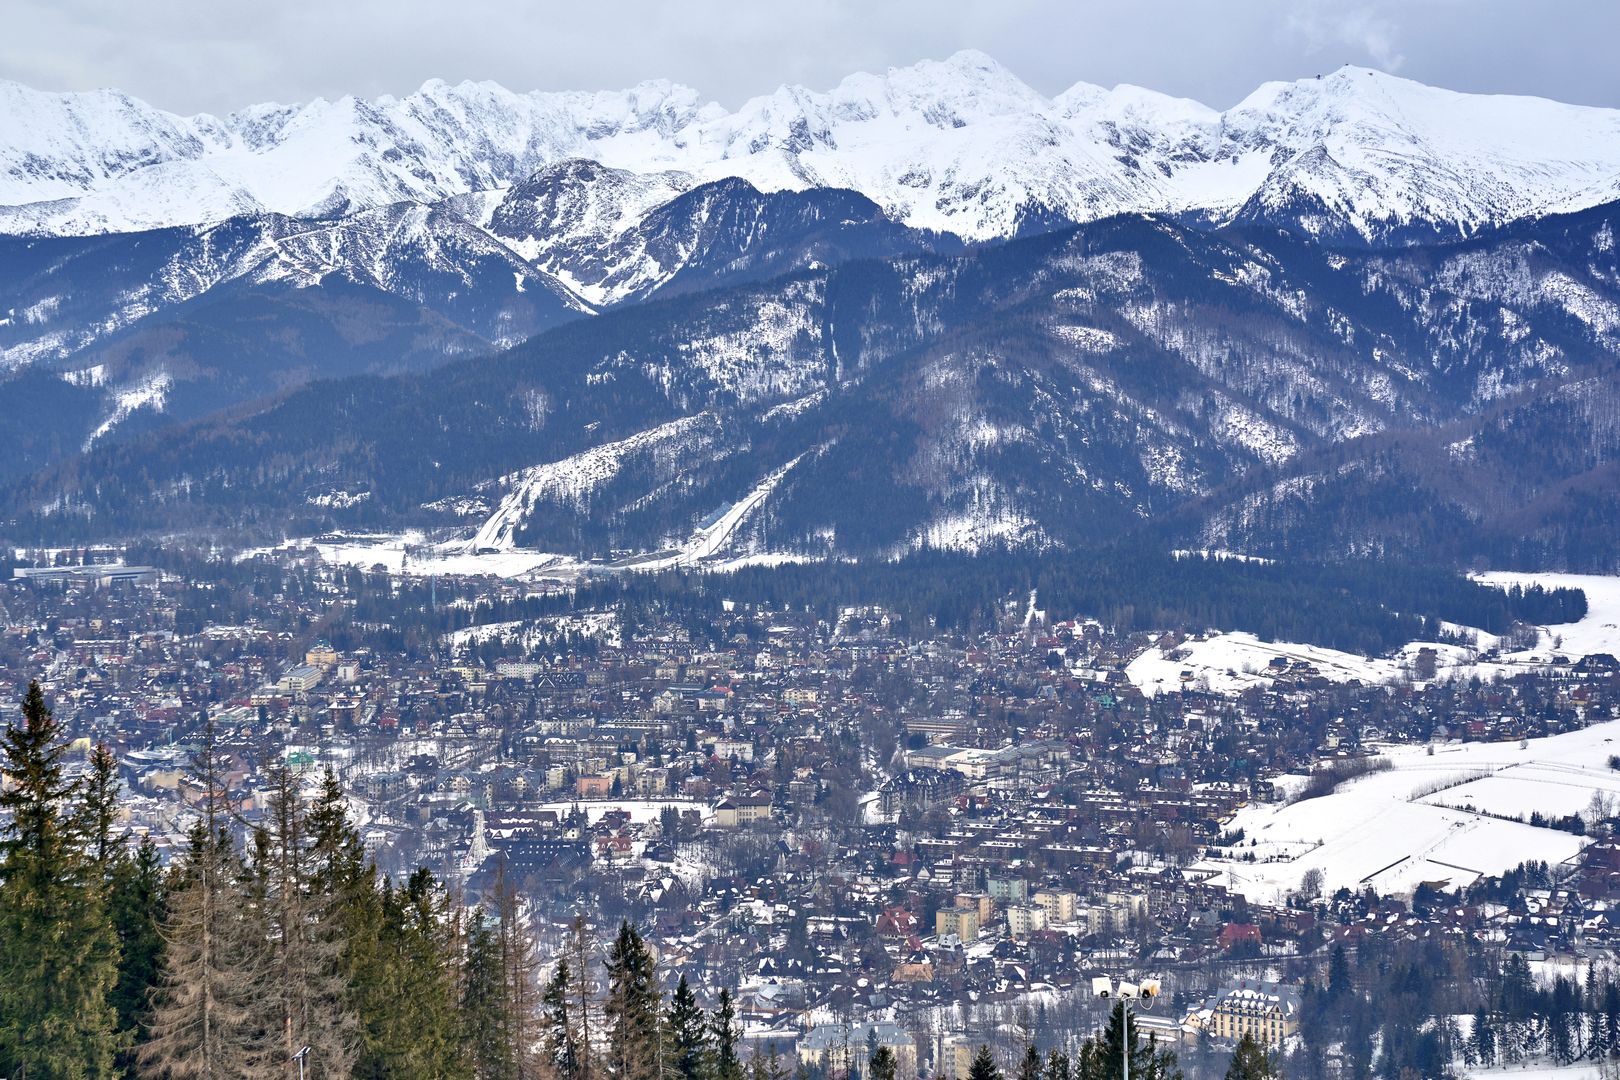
11;200;1620;570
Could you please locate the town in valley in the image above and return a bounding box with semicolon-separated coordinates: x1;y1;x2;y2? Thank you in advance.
9;543;1620;1079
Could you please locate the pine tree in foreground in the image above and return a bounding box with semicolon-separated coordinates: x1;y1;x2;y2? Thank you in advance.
666;974;709;1080
605;921;664;1080
111;835;169;1057
305;769;394;1079
255;766;357;1077
967;1045;1001;1080
82;740;170;1070
139;718;276;1079
1223;1033;1282;1080
0;680;123;1079
358;868;467;1080
1075;1002;1183;1080
542;956;582;1080
464;910;517;1080
710;988;743;1080
748;1043;788;1080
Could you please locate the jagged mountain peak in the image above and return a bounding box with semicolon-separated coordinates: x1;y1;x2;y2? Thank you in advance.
1212;66;1620;243
13;56;1620;244
825;48;1050;118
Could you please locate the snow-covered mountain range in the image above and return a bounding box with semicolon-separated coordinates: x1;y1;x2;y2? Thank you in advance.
7;53;1620;570
9;51;1620;244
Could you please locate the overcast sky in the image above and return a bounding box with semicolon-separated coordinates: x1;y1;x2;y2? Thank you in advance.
4;0;1617;116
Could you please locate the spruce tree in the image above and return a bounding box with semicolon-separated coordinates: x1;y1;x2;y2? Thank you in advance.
81;742;122;871
1326;945;1351;1001
0;680;123;1079
1222;1034;1280;1080
542;957;581;1080
967;1046;1000;1080
759;1044;788;1080
1016;1045;1041;1080
358;869;466;1080
465;910;517;1080
666;975;709;1080
710;988;743;1080
306;770;391;1079
1470;1007;1496;1067
1077;1003;1182;1080
605;921;663;1080
255;767;357;1077
868;1046;897;1080
110;836;168;1062
81;739;169;1065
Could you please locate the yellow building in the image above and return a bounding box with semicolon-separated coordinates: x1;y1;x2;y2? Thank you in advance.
712;793;773;828
937;1036;975;1080
1033;887;1077;924
1203;981;1300;1047
935;907;980;942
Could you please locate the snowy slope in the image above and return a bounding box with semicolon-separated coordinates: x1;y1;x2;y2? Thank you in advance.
1220;68;1620;241
1195;718;1620;901
481;159;695;306
0;207;588;374
472;413;725;550
1473;572;1620;660
9;55;1620;242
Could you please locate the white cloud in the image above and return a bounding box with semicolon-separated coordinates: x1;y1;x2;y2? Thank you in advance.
1287;1;1408;73
0;0;1615;117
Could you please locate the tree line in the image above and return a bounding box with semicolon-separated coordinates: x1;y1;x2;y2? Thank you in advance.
1284;933;1620;1080
1;680;567;1079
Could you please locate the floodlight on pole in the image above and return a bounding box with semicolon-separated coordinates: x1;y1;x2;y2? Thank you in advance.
1093;976;1160;1080
293;1045;311;1080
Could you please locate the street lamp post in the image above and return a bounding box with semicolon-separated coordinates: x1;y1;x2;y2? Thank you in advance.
292;1045;311;1080
1091;976;1161;1080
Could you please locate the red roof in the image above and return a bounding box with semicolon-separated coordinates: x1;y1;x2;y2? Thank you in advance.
1218;923;1263;948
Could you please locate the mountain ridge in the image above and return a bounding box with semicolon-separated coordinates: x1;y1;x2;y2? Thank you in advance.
8;54;1620;244
0;176;953;465
12;202;1620;571
8;55;1620;572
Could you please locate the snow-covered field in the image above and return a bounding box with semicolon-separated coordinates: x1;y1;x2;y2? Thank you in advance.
243;532;593;580
1126;631;1408;695
1467;1066;1603;1080
1128;571;1620;697
1473;571;1620;661
1193;719;1620;901
1423;762;1620;820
